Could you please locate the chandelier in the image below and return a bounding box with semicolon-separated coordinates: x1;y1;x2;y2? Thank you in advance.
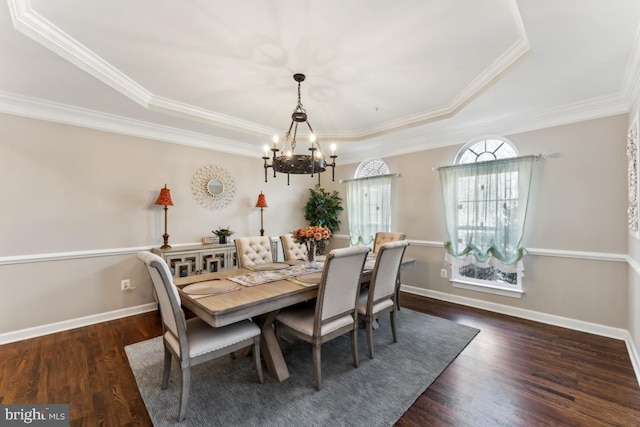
262;73;337;185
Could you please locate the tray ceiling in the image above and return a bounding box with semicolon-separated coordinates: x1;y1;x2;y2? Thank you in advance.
1;0;639;161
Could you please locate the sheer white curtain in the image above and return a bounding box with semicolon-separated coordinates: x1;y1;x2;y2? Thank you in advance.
439;156;535;276
346;174;397;247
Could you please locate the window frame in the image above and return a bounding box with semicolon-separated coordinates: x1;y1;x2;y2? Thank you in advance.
449;136;524;298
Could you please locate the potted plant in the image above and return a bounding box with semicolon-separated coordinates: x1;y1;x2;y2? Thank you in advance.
304;185;343;253
212;226;234;244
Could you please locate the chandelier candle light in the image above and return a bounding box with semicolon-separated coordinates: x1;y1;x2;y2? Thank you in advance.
262;73;337;185
154;184;174;250
255;191;268;236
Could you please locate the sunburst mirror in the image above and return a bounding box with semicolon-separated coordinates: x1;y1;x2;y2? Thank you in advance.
191;164;236;210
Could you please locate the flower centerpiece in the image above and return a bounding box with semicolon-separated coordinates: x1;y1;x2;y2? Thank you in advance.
212;226;234;244
292;225;332;266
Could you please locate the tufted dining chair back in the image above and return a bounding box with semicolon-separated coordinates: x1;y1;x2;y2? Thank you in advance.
373;232;406;254
280;234;308;261
235;236;274;268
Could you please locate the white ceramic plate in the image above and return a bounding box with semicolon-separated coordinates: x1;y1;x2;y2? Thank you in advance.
252;263;290;271
182;280;239;295
296;272;322;284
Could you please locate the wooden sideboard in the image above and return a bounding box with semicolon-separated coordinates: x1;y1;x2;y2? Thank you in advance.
152;239;279;278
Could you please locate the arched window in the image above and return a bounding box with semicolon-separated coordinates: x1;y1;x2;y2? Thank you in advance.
355;159;389;178
347;159;395;247
443;136;532;298
455;136;518;164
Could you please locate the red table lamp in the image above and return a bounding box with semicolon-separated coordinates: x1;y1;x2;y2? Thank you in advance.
255;192;268;236
155;184;174;249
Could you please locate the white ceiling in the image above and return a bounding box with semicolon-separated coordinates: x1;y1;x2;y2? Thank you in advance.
1;0;639;163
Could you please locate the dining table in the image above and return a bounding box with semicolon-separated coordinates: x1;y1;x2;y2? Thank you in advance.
173;255;416;382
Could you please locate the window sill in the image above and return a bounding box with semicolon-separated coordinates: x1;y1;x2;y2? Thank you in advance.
451;279;523;299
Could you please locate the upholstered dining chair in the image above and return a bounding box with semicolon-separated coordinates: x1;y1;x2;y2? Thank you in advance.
372;232;406;254
280;233;308;261
372;232;406;309
356;240;409;359
275;245;370;390
136;251;264;422
234;236;273;268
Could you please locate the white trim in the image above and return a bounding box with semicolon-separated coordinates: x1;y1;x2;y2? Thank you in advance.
0;303;158;345
526;247;627;262
625;334;640;387
0;91;260;158
627;255;640;277
0;242;202;266
8;0;152;107
402;285;628;340
452;280;523;298
1;240;628;266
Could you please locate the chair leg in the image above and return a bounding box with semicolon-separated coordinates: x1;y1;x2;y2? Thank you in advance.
366;317;375;359
313;343;322;391
162;347;172;389
253;336;264;384
351;326;359;368
391;309;398;343
178;366;190;422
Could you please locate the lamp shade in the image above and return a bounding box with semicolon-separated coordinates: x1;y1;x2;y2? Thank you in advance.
155;184;174;206
255;192;268;208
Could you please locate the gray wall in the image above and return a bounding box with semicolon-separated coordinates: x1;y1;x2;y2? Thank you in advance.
328;114;629;328
0;110;633;344
0;113;313;334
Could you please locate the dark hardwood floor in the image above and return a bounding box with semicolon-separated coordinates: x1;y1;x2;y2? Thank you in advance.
1;293;639;426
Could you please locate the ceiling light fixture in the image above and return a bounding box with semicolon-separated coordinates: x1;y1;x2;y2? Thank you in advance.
262;73;337;185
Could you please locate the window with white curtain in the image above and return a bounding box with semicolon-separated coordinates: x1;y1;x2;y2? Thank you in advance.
440;137;534;298
346;160;396;247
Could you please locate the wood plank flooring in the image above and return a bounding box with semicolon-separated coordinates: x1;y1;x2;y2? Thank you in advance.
1;293;639;426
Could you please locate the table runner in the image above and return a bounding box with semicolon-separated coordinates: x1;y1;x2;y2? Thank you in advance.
227;264;323;287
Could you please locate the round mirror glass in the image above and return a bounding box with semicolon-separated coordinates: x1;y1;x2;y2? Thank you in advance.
207;179;224;196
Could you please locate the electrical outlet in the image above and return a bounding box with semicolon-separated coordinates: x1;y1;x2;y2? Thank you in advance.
121;279;131;291
440;269;448;278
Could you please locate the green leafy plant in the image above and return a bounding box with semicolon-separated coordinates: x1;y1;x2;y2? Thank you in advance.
304;186;343;253
212;227;234;237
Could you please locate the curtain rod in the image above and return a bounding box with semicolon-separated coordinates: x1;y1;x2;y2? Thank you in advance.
339;173;401;184
432;152;559;172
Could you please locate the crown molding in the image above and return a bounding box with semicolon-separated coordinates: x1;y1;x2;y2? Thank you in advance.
325;1;530;140
4;0;636;161
7;0;152;106
149;95;276;136
338;92;630;164
8;0;532;141
0;90;259;157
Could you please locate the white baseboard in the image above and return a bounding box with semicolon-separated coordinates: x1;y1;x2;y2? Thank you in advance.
400;284;640;386
0;303;158;345
625;333;640;387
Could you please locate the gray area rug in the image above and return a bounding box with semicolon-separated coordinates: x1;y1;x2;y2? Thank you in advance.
125;309;479;426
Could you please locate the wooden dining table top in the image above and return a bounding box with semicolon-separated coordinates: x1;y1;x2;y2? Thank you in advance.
174;257;415;328
174;265;317;322
174;256;415;381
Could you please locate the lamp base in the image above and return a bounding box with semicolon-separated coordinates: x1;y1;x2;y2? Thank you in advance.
161;233;171;250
